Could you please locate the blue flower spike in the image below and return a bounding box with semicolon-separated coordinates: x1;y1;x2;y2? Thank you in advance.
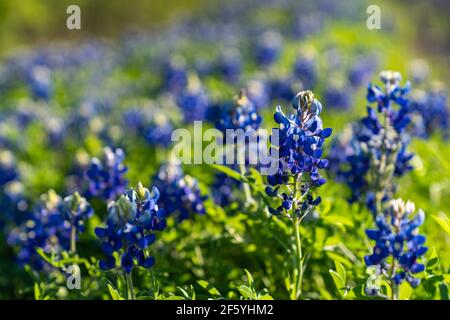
85;147;128;201
266;90;332;218
95;182;165;275
365;199;428;298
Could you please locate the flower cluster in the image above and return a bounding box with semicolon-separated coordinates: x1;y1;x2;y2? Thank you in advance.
58;192;93;234
246;79;270;111
163;56;188;94
153;160;207;221
175;73;209;122
329;71;414;213
7;190;92;270
347;55;377;87
211;172;240;207
95;183;165;273
410;84;449;139
293;53;317;89
122;108;174;147
323;82;352;110
217;90;262;131
27;64;53;101
0;150;18;187
255;31;283;66
85;147;128;201
0;181;28;227
265;90;332;216
365;199;427;289
0;151;26;227
217;49;242;83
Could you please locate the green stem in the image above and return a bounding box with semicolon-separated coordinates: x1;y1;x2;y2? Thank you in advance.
238;154;255;207
125;271;136;300
291;173;303;299
390;258;398;300
293;217;303;299
70;226;77;254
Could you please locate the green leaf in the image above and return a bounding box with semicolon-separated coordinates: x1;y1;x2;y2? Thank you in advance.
379;280;392;298
258;294;274;300
432;215;450;236
35;248;55;265
322;215;354;229
329;270;345;297
108;283;124;300
160;295;185;300
244;269;254;287
330;261;347;297
325;252;352;268
208;164;246;182
334;261;347;283
439;283;449;300
426;247;440;270
34;283;41;300
197;280;222;298
237;285;255;299
399;282;413;300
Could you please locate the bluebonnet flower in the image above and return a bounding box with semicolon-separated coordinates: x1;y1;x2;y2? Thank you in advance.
347;55;378;87
213;90;262;207
67;99;115;140
27;65;53;101
246;79;270;111
122;108;146;134
11;105;37;129
44;115;67;147
0;151;28;227
217;49;242;83
323;82;352;110
211;173;240;207
122;108;174;147
293;52;317;89
153;160;207;221
95;183;165;273
163;56;188;94
268;76;296;102
255;31;282;66
265;90;332;217
365;199;427;291
58;192;93;239
409;84;449;139
0;181;29;227
85;147;128;201
144;114;175;147
176;73;209;122
329;71;414;213
7;190;71;271
0;150;18;187
217;90;262;131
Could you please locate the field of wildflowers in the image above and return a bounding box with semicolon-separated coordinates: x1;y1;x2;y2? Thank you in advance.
0;0;449;301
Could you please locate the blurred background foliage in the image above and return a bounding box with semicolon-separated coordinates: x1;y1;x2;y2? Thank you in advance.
0;0;448;63
0;0;448;300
